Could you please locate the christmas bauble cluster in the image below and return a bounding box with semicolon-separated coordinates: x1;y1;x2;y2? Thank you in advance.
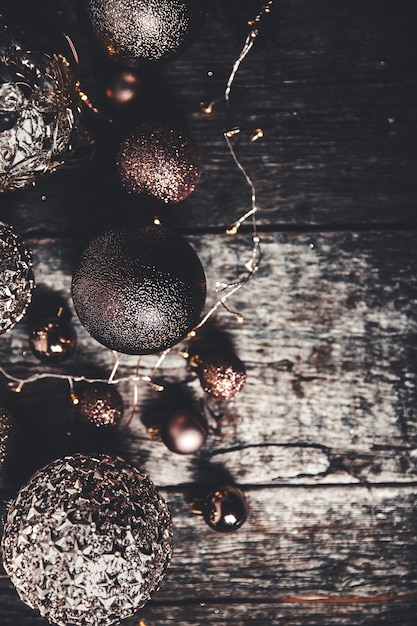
0;5;253;624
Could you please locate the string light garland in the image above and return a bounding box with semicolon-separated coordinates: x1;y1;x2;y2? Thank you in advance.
0;1;274;402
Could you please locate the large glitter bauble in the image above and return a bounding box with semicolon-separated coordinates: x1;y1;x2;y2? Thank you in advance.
77;383;124;427
0;21;79;192
0;221;34;334
81;0;205;65
1;453;173;626
72;224;206;354
0;405;14;473
117;123;201;204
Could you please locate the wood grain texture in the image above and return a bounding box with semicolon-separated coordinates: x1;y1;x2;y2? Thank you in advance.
0;0;416;236
1;0;417;624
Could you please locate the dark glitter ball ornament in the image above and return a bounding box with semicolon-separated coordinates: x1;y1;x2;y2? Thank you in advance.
72;224;206;355
81;0;205;65
193;351;247;400
0;221;34;335
1;453;172;626
77;383;124;427
0;405;14;473
202;485;248;532
0;21;80;191
29;317;76;363
117;123;201;204
160;409;207;454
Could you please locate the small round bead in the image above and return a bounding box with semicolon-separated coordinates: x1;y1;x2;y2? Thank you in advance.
202;486;248;532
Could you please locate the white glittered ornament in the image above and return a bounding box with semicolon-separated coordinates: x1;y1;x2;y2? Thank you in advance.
0;21;80;192
0;221;34;334
1;453;173;626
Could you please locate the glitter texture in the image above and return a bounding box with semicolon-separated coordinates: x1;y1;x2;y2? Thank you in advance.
0;22;78;192
0;221;34;334
0;405;14;472
77;384;124;427
196;352;247;400
83;0;202;64
117;123;201;203
72;224;206;355
1;453;173;626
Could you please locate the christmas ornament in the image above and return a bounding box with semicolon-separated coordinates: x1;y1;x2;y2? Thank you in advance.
0;405;14;473
1;453;173;626
190;349;247;399
72;223;206;354
0;221;34;334
80;0;205;65
104;67;142;107
0;21;80;192
117;122;201;204
29;317;76;363
160;409;207;454
202;485;248;532
77;383;124;427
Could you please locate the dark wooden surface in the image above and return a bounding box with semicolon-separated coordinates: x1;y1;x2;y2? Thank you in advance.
1;1;417;624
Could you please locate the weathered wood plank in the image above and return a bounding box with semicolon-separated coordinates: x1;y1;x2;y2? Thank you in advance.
1;229;417;489
1;587;416;626
1;487;417;625
0;0;416;234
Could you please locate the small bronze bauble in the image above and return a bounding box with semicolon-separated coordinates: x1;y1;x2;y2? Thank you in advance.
202;485;248;532
160;410;207;455
29;318;76;363
117;123;201;204
192;351;247;400
77;383;124;427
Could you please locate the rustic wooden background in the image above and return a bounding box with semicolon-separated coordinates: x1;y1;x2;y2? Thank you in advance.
1;0;417;624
